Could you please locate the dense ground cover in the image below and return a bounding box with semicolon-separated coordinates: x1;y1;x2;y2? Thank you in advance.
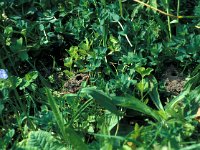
1;0;200;149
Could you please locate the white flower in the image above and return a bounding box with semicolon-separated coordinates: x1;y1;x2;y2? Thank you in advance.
0;69;8;79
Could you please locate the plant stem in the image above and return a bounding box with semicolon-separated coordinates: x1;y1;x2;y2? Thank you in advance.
141;77;144;101
177;0;180;21
133;0;200;19
118;0;123;18
117;21;133;47
166;0;172;39
133;0;177;18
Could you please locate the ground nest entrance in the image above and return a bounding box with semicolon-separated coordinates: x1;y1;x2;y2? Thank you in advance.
162;64;186;95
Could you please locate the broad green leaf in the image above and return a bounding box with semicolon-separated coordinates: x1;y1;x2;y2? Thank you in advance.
10;37;29;61
64;57;73;68
108;35;120;54
1;129;15;149
25;71;38;82
39;24;45;31
135;67;153;77
122;52;143;64
81;87;121;116
68;46;79;60
135;66;145;74
136;78;149;93
4;26;13;36
6;37;11;46
10;76;23;88
109;35;118;44
19;51;29;61
78;38;90;52
10;37;23;52
110;13;120;21
16;37;23;49
0;129;15;149
17;130;67;150
20;71;38;90
107;113;122;131
0;80;11;90
141;68;153;77
21;29;26;37
112;96;161;121
150;43;162;56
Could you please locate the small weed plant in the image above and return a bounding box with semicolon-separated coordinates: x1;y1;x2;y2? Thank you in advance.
0;0;200;149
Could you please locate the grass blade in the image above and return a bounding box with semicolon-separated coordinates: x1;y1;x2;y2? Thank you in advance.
149;76;164;110
165;86;191;110
46;88;88;150
46;88;66;137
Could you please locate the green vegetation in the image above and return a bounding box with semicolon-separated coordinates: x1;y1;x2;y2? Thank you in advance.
1;0;200;149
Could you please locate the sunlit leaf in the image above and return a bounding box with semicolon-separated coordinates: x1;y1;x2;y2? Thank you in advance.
135;67;153;77
136;79;149;93
4;26;13;36
64;57;73;68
